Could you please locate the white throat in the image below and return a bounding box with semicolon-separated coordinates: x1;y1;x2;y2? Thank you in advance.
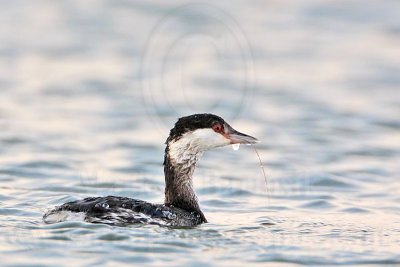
167;128;230;164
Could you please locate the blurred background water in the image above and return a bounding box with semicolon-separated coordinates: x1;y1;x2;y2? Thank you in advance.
1;0;400;266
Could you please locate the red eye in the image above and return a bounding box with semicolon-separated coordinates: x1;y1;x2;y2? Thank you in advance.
212;124;224;133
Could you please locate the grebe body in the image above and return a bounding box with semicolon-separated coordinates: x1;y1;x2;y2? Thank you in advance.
44;114;258;227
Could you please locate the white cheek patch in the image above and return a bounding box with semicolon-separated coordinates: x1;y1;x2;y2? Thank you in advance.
168;128;230;163
191;128;230;149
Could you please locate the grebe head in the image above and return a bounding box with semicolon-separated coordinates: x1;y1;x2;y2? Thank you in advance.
166;113;258;156
163;114;258;221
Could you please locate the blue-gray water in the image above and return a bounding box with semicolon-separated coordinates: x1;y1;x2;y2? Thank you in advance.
1;1;400;266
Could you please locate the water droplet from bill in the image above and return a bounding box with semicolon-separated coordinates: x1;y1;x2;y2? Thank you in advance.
232;144;240;150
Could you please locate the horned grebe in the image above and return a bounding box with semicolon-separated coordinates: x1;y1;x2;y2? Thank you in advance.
43;114;258;227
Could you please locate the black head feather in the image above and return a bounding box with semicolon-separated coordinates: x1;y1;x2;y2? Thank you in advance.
166;113;225;143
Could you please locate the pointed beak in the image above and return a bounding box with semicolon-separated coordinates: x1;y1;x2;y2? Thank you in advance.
224;123;259;144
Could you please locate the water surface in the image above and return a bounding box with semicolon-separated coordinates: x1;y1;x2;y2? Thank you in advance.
0;0;399;266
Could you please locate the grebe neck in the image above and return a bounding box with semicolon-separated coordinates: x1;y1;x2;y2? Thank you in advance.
163;141;206;222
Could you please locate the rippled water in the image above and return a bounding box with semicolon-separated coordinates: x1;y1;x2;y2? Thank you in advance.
1;1;400;266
